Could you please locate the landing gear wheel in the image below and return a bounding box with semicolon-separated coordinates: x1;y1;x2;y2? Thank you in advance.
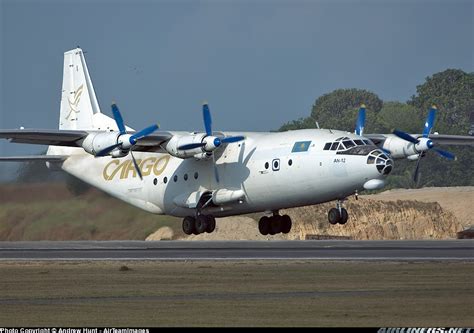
182;216;196;235
195;215;208;234
328;208;341;225
281;215;292;234
270;216;282;234
339;208;349;225
258;216;270;235
206;215;216;233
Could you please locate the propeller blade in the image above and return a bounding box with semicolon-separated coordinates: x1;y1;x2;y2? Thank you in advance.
355;104;366;136
178;142;206;150
413;153;422;183
393;129;419;144
434;148;456;160
422;106;437;138
111;103;126;135
129;124;159;144
95;143;122;157
221;136;245;144
213;153;220;183
203;103;212;136
130;151;143;180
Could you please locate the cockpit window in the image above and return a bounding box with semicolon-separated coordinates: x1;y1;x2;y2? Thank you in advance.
323;142;331;150
367;156;375;164
343;140;355;148
354;139;364;145
330;142;339;150
363;139;372;145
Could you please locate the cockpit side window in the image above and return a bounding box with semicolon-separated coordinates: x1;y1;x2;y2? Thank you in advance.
363;139;372;145
323;142;331;150
354;139;364;145
330;142;339;150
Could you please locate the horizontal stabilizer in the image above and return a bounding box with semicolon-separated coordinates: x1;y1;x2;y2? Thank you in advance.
0;155;68;162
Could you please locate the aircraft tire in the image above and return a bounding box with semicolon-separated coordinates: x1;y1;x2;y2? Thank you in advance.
339;208;349;225
258;216;270;235
195;215;208;234
281;215;292;234
328;208;341;225
206;215;216;233
182;216;196;235
270;216;282;234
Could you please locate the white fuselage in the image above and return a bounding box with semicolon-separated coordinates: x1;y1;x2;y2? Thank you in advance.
50;128;390;218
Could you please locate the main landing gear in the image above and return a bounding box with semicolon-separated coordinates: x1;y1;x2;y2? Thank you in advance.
258;213;292;235
328;200;349;225
182;215;216;235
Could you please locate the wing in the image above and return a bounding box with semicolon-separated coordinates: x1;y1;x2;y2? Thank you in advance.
0;129;88;146
0;129;173;152
365;133;474;146
0;155;68;162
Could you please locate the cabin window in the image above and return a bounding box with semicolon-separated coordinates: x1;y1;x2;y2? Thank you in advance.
163;177;168;184
194;172;199;179
265;162;269;169
153;178;157;185
173;175;178;182
184;173;188;181
288;159;293;166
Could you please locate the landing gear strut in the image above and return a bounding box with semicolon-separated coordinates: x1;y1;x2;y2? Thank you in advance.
328;200;349;225
258;212;292;235
182;214;216;235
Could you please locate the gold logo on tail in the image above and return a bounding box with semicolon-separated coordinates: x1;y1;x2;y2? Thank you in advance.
66;84;84;120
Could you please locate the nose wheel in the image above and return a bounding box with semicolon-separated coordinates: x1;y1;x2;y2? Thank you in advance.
328;200;349;225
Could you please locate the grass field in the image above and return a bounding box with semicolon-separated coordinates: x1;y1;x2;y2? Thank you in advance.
0;260;472;327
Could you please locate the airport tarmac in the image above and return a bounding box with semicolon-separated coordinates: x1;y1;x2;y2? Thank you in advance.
0;240;472;261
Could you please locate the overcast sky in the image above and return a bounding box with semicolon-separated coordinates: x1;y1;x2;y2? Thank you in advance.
0;0;473;179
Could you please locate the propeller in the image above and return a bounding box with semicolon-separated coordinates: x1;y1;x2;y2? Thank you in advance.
96;103;159;180
392;105;456;182
178;102;245;182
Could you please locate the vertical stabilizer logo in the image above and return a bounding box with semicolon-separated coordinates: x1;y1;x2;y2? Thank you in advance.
66;84;84;120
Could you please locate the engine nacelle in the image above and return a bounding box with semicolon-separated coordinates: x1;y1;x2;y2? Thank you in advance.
164;133;206;159
82;132;120;156
382;135;433;159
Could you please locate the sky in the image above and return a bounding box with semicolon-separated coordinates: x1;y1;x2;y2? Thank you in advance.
0;0;473;179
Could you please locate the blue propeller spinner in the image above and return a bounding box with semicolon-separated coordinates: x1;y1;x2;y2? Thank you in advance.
392;105;456;182
96;103;159;180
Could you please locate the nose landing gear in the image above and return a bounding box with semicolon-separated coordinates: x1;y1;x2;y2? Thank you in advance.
328;200;349;225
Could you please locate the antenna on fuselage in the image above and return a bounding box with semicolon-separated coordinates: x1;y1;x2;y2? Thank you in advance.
315;121;320;129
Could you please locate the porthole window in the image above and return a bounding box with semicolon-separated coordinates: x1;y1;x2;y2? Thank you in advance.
184;173;188;181
163;177;168;184
288;159;293;166
272;158;280;171
194;172;198;179
265;162;269;169
173;175;178;182
153;178;157;185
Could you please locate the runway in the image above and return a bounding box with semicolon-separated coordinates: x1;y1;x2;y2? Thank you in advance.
0;240;472;261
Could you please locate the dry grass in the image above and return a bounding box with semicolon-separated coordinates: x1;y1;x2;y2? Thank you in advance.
0;261;472;327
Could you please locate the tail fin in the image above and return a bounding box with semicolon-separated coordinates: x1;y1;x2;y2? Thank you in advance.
59;48;101;130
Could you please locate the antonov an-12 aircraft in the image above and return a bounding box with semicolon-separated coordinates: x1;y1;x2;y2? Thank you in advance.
1;48;472;236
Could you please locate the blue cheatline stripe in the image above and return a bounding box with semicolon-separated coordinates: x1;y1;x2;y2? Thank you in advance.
292;141;312;153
